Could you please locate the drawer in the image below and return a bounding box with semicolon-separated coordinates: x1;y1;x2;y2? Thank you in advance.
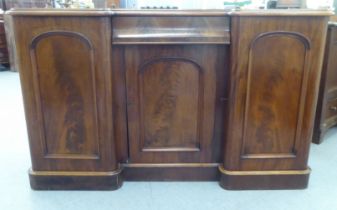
325;98;337;120
112;16;230;44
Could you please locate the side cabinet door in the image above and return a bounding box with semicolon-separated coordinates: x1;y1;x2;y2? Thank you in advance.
125;45;227;163
14;17;116;171
225;16;328;171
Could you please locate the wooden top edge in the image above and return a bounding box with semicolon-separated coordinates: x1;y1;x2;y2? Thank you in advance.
5;8;333;17
5;9;231;16
6;8;112;16
230;9;334;16
113;9;231;16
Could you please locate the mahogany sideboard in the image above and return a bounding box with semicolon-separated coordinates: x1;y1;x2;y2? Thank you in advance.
6;9;331;190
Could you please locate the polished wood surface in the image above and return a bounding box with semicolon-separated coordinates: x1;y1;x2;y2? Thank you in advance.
11;16;119;173
112;16;230;44
123;163;220;181
7;9;330;190
7;9;333;16
313;23;337;144
224;16;328;169
125;45;227;164
220;15;328;189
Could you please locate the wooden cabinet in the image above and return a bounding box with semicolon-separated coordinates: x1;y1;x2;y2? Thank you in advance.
7;9;331;190
313;23;337;144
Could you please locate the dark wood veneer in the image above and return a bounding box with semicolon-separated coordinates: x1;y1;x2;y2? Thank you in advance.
7;9;331;190
125;45;228;164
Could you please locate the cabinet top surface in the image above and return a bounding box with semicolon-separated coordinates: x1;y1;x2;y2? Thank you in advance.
6;8;333;17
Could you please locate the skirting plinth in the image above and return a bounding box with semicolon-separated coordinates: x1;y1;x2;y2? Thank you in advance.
218;165;311;190
123;163;219;181
29;168;123;190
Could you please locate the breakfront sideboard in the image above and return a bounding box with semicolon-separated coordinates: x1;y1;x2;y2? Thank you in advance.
6;9;331;190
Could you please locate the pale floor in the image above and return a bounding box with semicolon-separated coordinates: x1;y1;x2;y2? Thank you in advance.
1;71;337;210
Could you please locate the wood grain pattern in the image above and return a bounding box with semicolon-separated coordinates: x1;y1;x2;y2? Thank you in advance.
30;31;99;159
125;45;228;163
139;57;203;151
242;32;310;159
224;16;329;172
11;16;118;172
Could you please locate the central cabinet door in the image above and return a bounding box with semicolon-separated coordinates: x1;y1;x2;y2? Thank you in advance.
125;45;226;163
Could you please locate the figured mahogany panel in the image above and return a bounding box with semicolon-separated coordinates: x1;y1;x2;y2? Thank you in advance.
139;58;202;151
225;16;329;171
125;45;228;163
30;32;99;159
12;16;117;172
242;32;310;158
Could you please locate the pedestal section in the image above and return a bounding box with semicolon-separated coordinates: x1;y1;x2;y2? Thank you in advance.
29;168;123;190
222;15;328;190
218;165;310;190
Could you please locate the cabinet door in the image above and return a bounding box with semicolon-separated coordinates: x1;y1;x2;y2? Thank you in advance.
13;16;116;171
125;45;228;163
225;16;328;171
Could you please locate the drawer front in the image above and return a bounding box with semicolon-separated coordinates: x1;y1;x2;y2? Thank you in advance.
325;98;337;120
112;16;230;44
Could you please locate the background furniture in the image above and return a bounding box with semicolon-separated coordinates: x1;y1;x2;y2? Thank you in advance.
313;23;337;144
1;0;51;9
0;10;8;69
276;0;303;8
2;0;120;72
1;0;53;72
